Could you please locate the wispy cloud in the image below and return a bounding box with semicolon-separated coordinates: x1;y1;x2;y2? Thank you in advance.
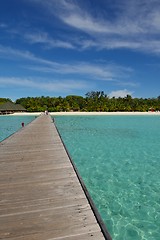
0;45;37;61
0;77;88;92
0;45;135;86
33;0;160;55
5;0;160;54
28;62;133;82
0;44;58;65
24;32;75;49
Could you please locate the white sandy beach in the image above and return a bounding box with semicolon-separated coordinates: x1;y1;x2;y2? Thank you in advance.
12;111;160;116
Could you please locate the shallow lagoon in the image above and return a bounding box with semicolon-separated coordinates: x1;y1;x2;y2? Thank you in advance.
0;114;159;239
0;115;36;142
54;115;160;240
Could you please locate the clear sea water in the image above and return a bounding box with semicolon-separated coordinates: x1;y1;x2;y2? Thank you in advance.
0;115;159;239
0;115;36;142
54;115;160;240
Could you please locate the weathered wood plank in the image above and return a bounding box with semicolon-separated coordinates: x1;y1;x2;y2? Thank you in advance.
0;115;110;240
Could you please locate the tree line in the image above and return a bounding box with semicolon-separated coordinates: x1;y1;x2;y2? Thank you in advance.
14;92;160;112
0;98;12;105
1;92;160;112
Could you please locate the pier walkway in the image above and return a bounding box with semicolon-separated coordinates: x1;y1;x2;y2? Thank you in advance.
0;115;111;240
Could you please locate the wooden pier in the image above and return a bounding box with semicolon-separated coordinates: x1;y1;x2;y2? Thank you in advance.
0;115;111;240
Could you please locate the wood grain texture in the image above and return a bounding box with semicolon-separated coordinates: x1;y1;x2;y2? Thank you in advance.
0;115;106;240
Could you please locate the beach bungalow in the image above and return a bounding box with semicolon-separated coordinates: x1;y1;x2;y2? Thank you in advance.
0;102;26;115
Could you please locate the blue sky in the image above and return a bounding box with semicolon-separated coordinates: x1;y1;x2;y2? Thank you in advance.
0;0;160;100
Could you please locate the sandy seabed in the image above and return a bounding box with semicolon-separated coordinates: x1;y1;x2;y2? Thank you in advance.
12;111;160;116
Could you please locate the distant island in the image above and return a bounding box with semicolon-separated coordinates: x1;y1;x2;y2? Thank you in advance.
1;91;160;112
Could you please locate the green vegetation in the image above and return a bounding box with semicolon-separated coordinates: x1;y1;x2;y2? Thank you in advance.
0;98;12;105
15;92;160;112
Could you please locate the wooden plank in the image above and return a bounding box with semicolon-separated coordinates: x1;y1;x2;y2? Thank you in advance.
0;115;111;240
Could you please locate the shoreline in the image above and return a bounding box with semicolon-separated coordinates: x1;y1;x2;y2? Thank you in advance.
10;111;160;116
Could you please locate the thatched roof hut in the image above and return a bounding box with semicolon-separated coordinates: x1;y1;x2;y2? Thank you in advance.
0;102;26;114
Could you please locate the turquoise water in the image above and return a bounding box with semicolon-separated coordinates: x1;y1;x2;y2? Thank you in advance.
0;115;36;142
54;115;160;240
0;115;159;239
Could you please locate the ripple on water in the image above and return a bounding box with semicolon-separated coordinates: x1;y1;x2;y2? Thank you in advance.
0;115;36;141
55;115;160;240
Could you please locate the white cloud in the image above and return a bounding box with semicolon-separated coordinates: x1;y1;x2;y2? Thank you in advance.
25;32;75;49
5;0;160;54
0;45;39;62
0;43;138;95
0;44;57;65
27;61;133;83
61;14;109;34
0;77;88;92
0;44;134;84
33;0;160;55
52;0;153;36
108;89;133;98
